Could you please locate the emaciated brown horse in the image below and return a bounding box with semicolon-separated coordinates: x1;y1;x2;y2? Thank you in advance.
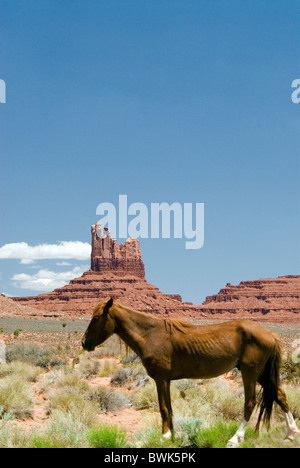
82;299;299;446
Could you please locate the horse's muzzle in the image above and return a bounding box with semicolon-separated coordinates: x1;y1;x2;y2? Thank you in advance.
82;338;95;352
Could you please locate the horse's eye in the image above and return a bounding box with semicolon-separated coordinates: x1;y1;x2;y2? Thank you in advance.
93;316;100;322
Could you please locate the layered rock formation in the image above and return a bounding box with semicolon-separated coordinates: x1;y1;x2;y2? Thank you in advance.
199;275;300;323
13;270;205;319
12;224;204;319
0;293;59;319
91;222;145;278
10;223;300;323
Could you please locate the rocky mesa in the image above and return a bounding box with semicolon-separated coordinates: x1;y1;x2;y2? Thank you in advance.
11;222;300;323
199;275;300;323
12;222;205;320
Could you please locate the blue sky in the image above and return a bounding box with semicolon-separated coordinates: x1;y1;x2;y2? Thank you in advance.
0;1;299;304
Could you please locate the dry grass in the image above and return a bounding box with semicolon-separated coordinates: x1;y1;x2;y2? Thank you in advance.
87;385;129;414
0;329;299;448
0;375;34;420
0;361;44;382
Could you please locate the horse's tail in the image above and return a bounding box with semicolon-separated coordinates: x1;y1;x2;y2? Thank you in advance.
255;334;282;431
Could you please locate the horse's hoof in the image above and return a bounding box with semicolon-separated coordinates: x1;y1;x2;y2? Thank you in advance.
284;428;300;442
226;441;239;448
162;430;172;440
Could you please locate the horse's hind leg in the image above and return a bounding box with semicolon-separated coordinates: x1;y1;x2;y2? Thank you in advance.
155;378;173;439
227;365;257;447
275;387;300;441
257;364;300;441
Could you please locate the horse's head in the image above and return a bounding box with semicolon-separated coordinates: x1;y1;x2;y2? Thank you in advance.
82;298;116;351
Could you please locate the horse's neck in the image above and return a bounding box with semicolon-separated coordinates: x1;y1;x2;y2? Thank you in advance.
111;305;155;357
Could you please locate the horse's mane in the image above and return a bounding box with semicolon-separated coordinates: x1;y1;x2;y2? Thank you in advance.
119;304;196;333
114;302;197;341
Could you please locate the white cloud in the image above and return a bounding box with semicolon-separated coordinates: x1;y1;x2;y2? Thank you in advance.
11;265;89;292
0;241;91;263
20;258;35;265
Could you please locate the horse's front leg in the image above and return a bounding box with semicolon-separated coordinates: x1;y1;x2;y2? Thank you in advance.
155;378;173;439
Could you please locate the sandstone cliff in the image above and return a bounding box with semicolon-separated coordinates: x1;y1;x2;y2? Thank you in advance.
12;223;204;319
198;275;300;323
13;270;205;319
91;222;145;278
10;223;300;323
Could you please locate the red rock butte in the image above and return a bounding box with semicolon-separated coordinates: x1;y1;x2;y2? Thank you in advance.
11;223;300;323
12;223;205;319
91;222;145;278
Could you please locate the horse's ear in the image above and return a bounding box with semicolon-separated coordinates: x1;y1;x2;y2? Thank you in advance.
104;297;114;313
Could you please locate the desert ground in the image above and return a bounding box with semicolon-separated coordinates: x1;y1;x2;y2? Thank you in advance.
0;315;299;448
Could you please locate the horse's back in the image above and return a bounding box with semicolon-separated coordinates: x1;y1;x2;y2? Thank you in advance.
167;319;244;379
234;319;278;346
167;319;278;379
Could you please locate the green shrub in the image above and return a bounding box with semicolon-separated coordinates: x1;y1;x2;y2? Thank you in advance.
193;421;239;448
87;424;128;448
13;329;22;339
134;428;174;448
30;436;61;448
29;408;96;448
